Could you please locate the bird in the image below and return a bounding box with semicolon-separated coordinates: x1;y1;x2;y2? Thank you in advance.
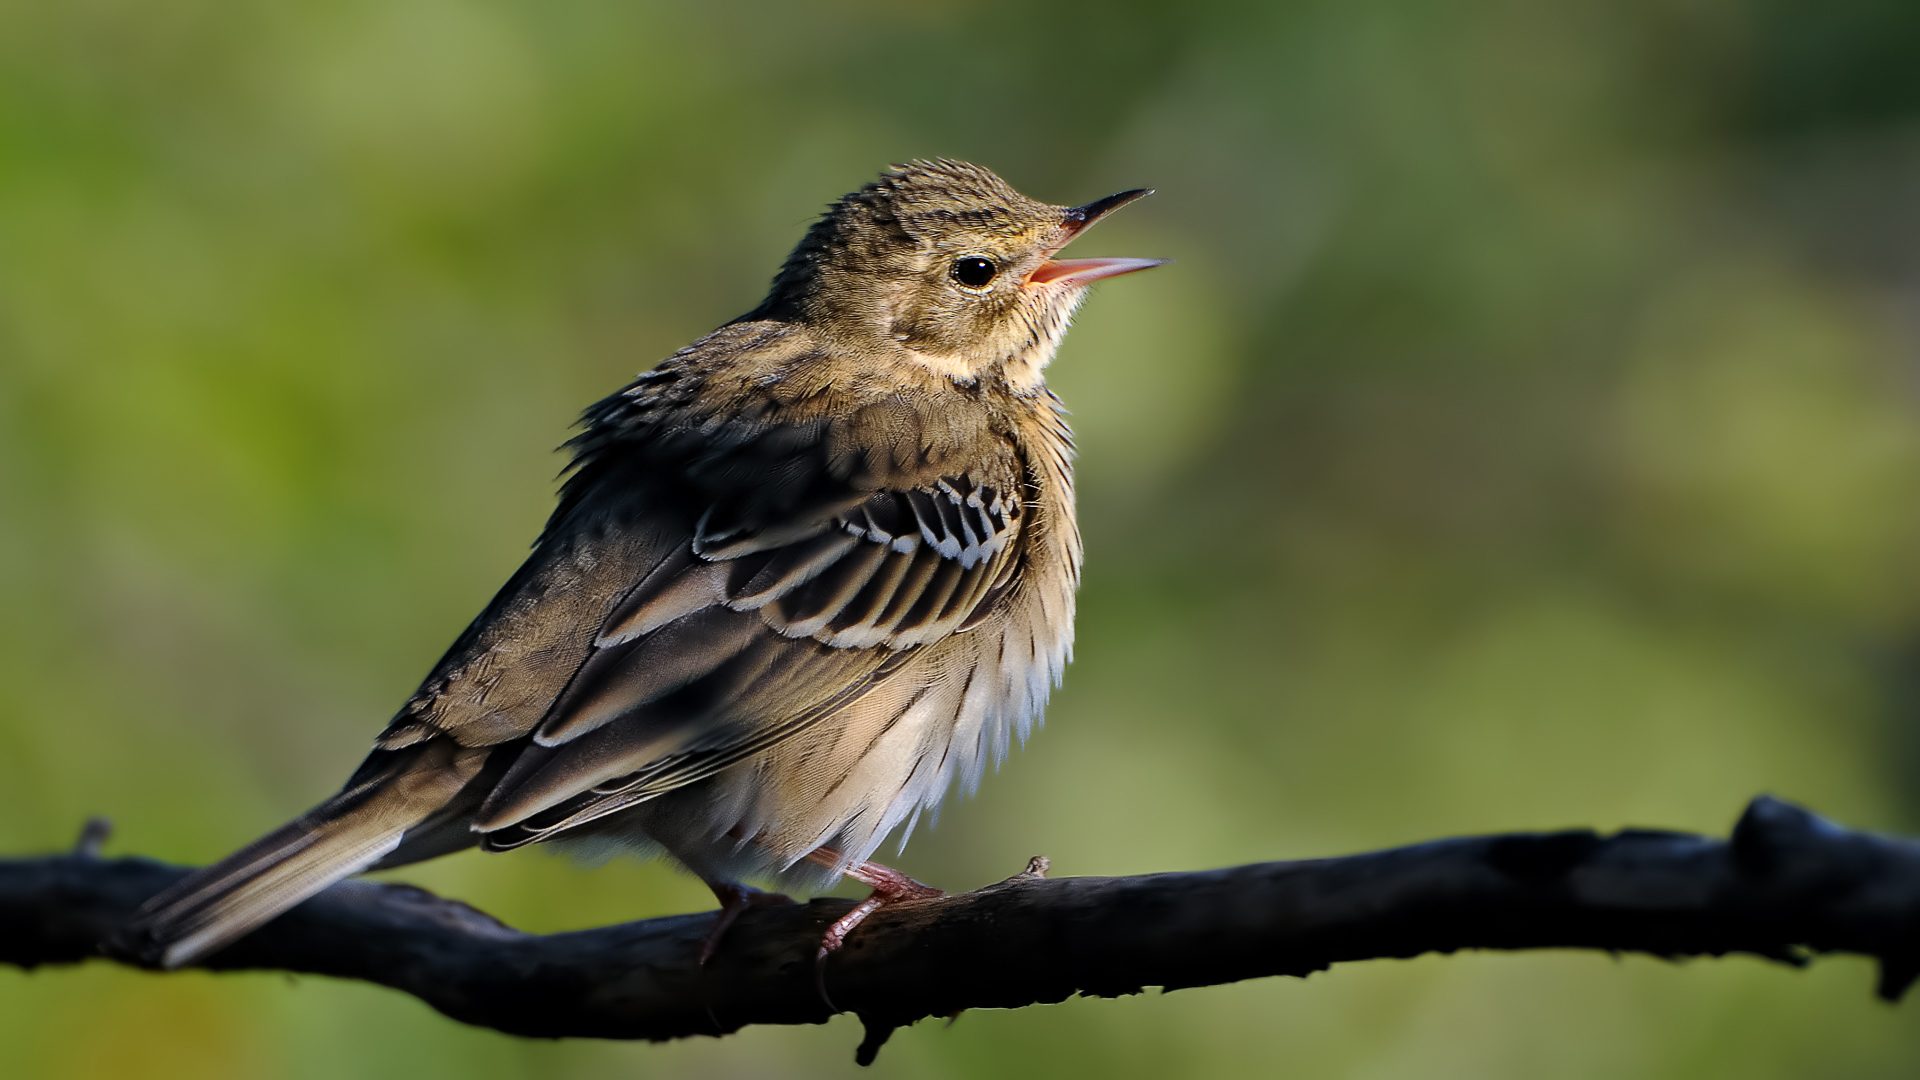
118;159;1163;970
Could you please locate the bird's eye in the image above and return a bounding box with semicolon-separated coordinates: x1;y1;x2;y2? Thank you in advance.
951;256;998;289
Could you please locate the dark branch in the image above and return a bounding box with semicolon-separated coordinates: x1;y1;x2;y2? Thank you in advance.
6;796;1920;1066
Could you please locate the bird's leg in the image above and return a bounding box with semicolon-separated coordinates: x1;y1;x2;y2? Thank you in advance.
698;880;795;965
804;847;945;960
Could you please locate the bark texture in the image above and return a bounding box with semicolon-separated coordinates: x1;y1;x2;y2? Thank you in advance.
5;796;1919;1066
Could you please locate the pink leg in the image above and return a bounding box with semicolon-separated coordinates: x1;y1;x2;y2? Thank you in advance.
699;881;795;965
804;847;944;961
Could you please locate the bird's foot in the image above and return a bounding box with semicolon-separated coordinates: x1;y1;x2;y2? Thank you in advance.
699;881;796;966
815;857;945;962
797;847;945;1012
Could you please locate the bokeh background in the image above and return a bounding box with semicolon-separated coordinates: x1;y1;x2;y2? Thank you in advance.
7;0;1920;1076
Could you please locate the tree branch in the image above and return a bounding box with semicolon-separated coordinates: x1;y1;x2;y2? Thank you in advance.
6;796;1920;1065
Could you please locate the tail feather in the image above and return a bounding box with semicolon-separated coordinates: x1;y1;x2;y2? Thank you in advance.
119;739;489;969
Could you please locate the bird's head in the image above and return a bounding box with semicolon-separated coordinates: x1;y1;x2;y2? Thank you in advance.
755;160;1163;391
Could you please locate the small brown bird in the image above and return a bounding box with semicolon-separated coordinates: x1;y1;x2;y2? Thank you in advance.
121;160;1162;968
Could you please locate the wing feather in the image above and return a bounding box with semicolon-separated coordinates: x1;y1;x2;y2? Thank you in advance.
537;604;762;745
470;475;1025;847
731;530;862;609
596;551;724;646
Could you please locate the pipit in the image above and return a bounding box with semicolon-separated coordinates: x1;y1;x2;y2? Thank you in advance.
120;160;1163;968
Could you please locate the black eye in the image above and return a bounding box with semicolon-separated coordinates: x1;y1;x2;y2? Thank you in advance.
951;256;998;288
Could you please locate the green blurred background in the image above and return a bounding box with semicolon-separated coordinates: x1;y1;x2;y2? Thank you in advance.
7;0;1920;1076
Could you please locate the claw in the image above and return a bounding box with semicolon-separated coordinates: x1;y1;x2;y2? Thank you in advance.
804;848;945;1011
815;861;943;960
818;893;887;962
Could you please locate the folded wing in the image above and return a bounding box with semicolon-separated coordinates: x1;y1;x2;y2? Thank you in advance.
469;473;1025;849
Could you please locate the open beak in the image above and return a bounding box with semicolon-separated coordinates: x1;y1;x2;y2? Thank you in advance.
1028;188;1168;287
1029;256;1169;286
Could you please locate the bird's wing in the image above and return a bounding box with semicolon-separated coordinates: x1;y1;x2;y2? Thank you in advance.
467;472;1026;848
361;321;1033;852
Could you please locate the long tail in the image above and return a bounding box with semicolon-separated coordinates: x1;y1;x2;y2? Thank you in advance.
117;739;489;969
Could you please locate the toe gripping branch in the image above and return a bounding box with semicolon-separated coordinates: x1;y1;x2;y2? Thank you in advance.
7;799;1920;1065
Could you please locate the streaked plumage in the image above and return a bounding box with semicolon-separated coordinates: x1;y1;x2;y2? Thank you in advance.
120;160;1160;968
